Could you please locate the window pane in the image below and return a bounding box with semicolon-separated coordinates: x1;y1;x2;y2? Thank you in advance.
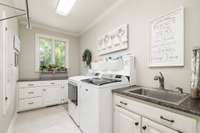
39;37;52;67
55;40;66;67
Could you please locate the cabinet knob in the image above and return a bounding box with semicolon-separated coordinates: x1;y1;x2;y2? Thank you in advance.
134;122;139;126
5;96;8;101
142;126;147;130
85;89;88;91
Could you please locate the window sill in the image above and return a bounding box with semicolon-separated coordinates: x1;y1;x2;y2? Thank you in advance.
40;71;67;74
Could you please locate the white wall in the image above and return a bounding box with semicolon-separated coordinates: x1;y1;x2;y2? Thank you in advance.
0;0;19;133
19;24;80;80
80;0;200;92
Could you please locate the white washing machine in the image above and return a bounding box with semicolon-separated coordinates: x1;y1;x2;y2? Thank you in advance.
78;55;136;133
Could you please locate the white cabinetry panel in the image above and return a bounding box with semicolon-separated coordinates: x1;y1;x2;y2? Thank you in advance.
113;95;197;133
142;118;179;133
114;106;141;133
114;95;197;133
19;87;42;99
43;86;61;106
19;97;43;111
17;80;68;112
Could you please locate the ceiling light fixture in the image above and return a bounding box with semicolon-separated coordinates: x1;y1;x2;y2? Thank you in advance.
56;0;77;16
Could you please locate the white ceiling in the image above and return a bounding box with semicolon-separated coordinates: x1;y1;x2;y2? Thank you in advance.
14;0;118;35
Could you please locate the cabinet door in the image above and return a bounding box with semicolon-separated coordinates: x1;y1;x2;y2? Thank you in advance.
142;118;179;133
43;86;61;106
114;106;141;133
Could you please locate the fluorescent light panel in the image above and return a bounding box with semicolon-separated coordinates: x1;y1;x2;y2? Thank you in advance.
56;0;77;16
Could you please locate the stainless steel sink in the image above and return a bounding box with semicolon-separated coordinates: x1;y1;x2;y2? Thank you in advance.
125;88;189;105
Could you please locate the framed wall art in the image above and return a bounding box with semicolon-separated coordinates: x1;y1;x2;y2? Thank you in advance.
149;7;184;67
97;24;129;55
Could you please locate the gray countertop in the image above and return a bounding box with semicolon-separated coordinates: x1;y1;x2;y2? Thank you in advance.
18;77;68;82
113;86;200;117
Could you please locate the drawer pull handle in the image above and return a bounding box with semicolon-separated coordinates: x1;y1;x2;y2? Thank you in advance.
160;116;174;123
28;92;34;94
28;84;34;86
120;101;128;105
50;83;55;85
142;126;147;130
28;102;34;105
85;89;88;91
134;122;139;126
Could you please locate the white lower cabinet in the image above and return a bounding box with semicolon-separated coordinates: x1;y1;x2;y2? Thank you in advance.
43;86;61;106
17;80;68;112
142;118;179;133
114;106;141;133
113;94;198;133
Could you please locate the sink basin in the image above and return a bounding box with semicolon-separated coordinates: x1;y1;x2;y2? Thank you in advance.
125;88;189;105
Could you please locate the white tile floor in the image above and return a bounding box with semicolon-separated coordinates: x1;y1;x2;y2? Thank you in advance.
13;105;82;133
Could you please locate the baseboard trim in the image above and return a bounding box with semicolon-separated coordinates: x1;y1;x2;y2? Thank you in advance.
7;112;18;133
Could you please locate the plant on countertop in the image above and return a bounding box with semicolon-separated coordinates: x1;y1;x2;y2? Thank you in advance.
40;64;67;73
82;49;92;68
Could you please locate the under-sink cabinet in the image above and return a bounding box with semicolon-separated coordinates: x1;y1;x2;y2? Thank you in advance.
17;80;68;112
113;94;198;133
114;106;141;133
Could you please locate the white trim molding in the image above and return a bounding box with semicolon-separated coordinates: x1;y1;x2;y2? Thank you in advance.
19;21;79;37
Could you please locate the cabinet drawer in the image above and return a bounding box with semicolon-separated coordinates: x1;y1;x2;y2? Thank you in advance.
40;81;61;86
18;82;41;88
142;118;180;133
19;88;42;99
114;95;197;133
19;97;42;111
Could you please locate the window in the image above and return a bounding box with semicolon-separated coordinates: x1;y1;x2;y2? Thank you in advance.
35;34;69;72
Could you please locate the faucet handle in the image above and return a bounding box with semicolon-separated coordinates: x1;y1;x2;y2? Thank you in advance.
176;87;183;94
159;72;164;80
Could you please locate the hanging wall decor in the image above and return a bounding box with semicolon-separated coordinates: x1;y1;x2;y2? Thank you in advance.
97;24;129;55
149;7;184;67
82;49;92;68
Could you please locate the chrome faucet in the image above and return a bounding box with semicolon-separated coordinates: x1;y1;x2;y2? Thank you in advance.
176;87;184;94
154;72;165;90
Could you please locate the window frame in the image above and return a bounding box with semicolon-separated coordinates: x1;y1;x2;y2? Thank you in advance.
35;33;69;72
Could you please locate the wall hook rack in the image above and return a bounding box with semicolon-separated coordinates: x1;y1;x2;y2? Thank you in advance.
0;0;31;29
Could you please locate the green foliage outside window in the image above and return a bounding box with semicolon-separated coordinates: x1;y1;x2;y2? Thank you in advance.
55;40;65;67
39;37;67;72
